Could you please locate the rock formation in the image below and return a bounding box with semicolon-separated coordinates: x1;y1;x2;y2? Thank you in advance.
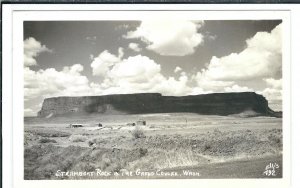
37;92;280;117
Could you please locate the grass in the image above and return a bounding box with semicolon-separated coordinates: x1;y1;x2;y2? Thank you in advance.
24;112;282;180
69;135;87;142
25;127;283;179
28;129;71;137
128;148;201;170
39;138;57;143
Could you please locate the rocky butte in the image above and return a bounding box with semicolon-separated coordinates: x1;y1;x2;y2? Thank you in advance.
37;92;281;118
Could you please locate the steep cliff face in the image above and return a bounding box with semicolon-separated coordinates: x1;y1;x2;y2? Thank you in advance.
37;92;278;117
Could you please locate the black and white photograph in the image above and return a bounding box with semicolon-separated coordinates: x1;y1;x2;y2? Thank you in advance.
23;18;284;180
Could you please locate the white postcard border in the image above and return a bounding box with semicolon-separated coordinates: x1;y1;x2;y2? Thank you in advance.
2;3;298;188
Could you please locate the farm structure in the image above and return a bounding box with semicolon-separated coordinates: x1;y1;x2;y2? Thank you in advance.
136;120;146;126
69;124;83;128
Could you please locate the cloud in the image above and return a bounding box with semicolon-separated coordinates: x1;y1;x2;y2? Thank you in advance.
207;35;217;41
191;23;282;101
201;24;281;81
124;20;204;56
128;43;142;52
260;88;282;101
25;45;195;115
24;64;91;101
24;63;96;116
115;24;130;31
224;85;253;93
86;36;97;41
25;23;282;115
24;37;51;66
95;55;162;93
90;49;123;77
193;71;234;92
155;74;191;96
24;101;44;116
90;51;193;96
264;78;282;89
118;47;124;59
24;108;35;116
86;36;97;45
23;37;82;116
110;55;161;82
260;78;282;101
203;31;217;41
174;66;182;73
89;54;94;60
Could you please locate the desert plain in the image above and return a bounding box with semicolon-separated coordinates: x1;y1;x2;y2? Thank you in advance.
24;112;282;180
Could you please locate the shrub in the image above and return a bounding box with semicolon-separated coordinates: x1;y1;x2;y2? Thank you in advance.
131;127;145;139
69;135;87;142
139;148;148;157
213;128;221;134
88;140;94;147
268;135;282;144
35;130;71;137
39;138;57;144
203;143;211;151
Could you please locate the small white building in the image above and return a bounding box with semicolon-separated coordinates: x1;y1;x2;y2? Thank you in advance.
69;124;83;128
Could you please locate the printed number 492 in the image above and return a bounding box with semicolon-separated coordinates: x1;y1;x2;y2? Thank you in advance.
263;169;276;176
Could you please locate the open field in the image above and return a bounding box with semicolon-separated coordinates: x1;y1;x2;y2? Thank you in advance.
24;113;282;179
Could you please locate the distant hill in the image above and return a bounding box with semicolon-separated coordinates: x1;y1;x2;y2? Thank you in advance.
37;92;281;118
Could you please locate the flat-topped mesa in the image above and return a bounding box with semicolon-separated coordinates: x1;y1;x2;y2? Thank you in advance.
37;92;279;117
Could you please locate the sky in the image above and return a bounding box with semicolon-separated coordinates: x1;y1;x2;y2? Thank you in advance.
24;20;282;116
